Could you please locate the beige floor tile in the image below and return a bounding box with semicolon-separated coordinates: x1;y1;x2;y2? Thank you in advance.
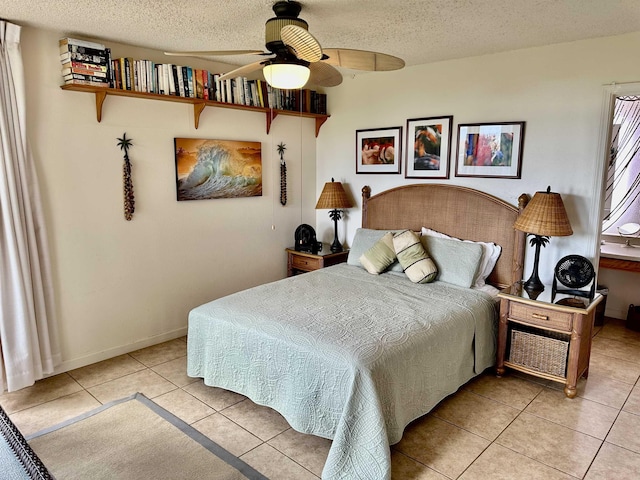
67;354;146;388
459;443;574;480
9;390;100;437
588;350;640;385
524;387;619;439
192;412;262;457
575;372;634;409
606;410;640;454
496;413;602;478
241;443;318;480
432;389;520;440
152;388;215;425
220;398;290;441
151;356;197;387
129;338;187;367
87;368;176;404
465;372;544;410
598;320;640;346
0;374;83;414
395;415;489;479
591;336;640;365
623;384;640;415
390;452;449;480
183;380;245;411
584;442;640;480
268;428;331;477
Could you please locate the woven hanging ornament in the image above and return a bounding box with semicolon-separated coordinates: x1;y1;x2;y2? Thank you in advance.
117;133;135;221
277;142;287;206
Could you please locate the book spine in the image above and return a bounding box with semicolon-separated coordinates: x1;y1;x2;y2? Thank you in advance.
63;78;109;87
243;77;251;106
202;70;209;100
62;67;107;77
225;79;232;104
59;37;106;50
148;61;155;93
167;65;175;95
63;72;109;84
61;61;108;73
214;74;221;102
111;59;121;89
60;51;109;65
105;48;114;88
195;69;204;99
177;66;185;97
187;67;195;98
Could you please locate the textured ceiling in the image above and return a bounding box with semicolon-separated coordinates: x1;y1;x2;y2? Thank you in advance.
3;0;640;72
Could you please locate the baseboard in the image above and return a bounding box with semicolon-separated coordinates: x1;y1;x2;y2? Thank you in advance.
50;327;189;375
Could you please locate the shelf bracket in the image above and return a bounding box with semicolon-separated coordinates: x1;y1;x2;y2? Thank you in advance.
94;90;107;123
193;102;206;129
315;116;328;138
265;111;279;135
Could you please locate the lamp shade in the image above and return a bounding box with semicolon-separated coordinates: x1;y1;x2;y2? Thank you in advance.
514;186;573;237
263;62;310;89
315;179;352;209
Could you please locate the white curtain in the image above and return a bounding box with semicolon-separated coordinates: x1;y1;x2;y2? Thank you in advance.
0;21;61;392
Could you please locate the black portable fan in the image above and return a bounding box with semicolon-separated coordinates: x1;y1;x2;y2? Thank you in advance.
552;254;595;301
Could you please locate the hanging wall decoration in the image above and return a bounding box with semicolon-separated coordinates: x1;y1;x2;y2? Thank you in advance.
116;133;135;221
277;142;287;206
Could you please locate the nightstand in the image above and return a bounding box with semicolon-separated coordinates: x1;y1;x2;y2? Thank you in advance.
285;248;349;276
496;282;602;398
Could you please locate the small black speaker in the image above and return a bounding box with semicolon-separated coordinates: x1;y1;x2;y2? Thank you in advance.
294;224;322;254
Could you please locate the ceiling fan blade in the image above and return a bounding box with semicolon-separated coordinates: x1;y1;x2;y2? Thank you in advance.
280;25;323;63
309;62;342;87
322;48;405;71
218;60;267;82
164;50;266;57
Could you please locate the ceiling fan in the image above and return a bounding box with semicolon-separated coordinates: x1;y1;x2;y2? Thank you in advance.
164;0;405;89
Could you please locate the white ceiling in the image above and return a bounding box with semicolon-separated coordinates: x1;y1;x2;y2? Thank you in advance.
4;0;640;73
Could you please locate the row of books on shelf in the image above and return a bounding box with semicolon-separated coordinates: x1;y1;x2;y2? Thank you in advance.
59;37;328;115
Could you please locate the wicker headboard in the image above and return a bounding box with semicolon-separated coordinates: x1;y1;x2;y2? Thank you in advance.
362;184;528;289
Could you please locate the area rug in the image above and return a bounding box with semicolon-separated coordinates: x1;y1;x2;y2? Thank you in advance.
0;405;53;479
26;393;269;480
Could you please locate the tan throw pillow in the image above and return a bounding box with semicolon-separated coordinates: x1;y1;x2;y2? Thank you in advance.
360;232;396;274
393;230;438;283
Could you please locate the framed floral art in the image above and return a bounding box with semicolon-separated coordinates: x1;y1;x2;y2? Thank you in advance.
455;122;525;179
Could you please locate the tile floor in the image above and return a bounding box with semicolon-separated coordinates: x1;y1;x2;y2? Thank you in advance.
2;318;640;479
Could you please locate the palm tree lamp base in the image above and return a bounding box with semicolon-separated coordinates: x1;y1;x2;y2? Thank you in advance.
523;235;547;293
329;208;343;253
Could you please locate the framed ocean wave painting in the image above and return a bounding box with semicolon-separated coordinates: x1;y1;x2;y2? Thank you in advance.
174;138;262;200
405;116;453;179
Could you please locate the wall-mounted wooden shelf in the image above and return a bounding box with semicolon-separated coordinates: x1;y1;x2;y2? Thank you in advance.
60;84;330;137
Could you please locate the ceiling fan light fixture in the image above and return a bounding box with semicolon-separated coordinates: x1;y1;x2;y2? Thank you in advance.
263;61;310;89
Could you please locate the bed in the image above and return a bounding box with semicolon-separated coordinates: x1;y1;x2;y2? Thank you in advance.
187;184;527;480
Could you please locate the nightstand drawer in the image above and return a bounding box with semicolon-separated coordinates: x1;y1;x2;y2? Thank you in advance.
508;302;572;332
291;255;321;271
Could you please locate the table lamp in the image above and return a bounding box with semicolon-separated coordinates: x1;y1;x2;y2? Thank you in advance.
513;186;573;293
315;178;353;253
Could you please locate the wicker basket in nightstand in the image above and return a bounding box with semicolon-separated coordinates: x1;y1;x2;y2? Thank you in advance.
509;327;569;378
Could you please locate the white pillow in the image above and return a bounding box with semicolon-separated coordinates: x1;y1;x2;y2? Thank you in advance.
421;227;501;288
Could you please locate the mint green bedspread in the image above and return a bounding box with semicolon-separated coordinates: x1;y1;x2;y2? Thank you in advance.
187;263;497;480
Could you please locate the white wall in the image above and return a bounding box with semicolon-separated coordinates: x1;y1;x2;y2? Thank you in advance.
20;27;640;374
22;27;318;371
316;32;640;318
